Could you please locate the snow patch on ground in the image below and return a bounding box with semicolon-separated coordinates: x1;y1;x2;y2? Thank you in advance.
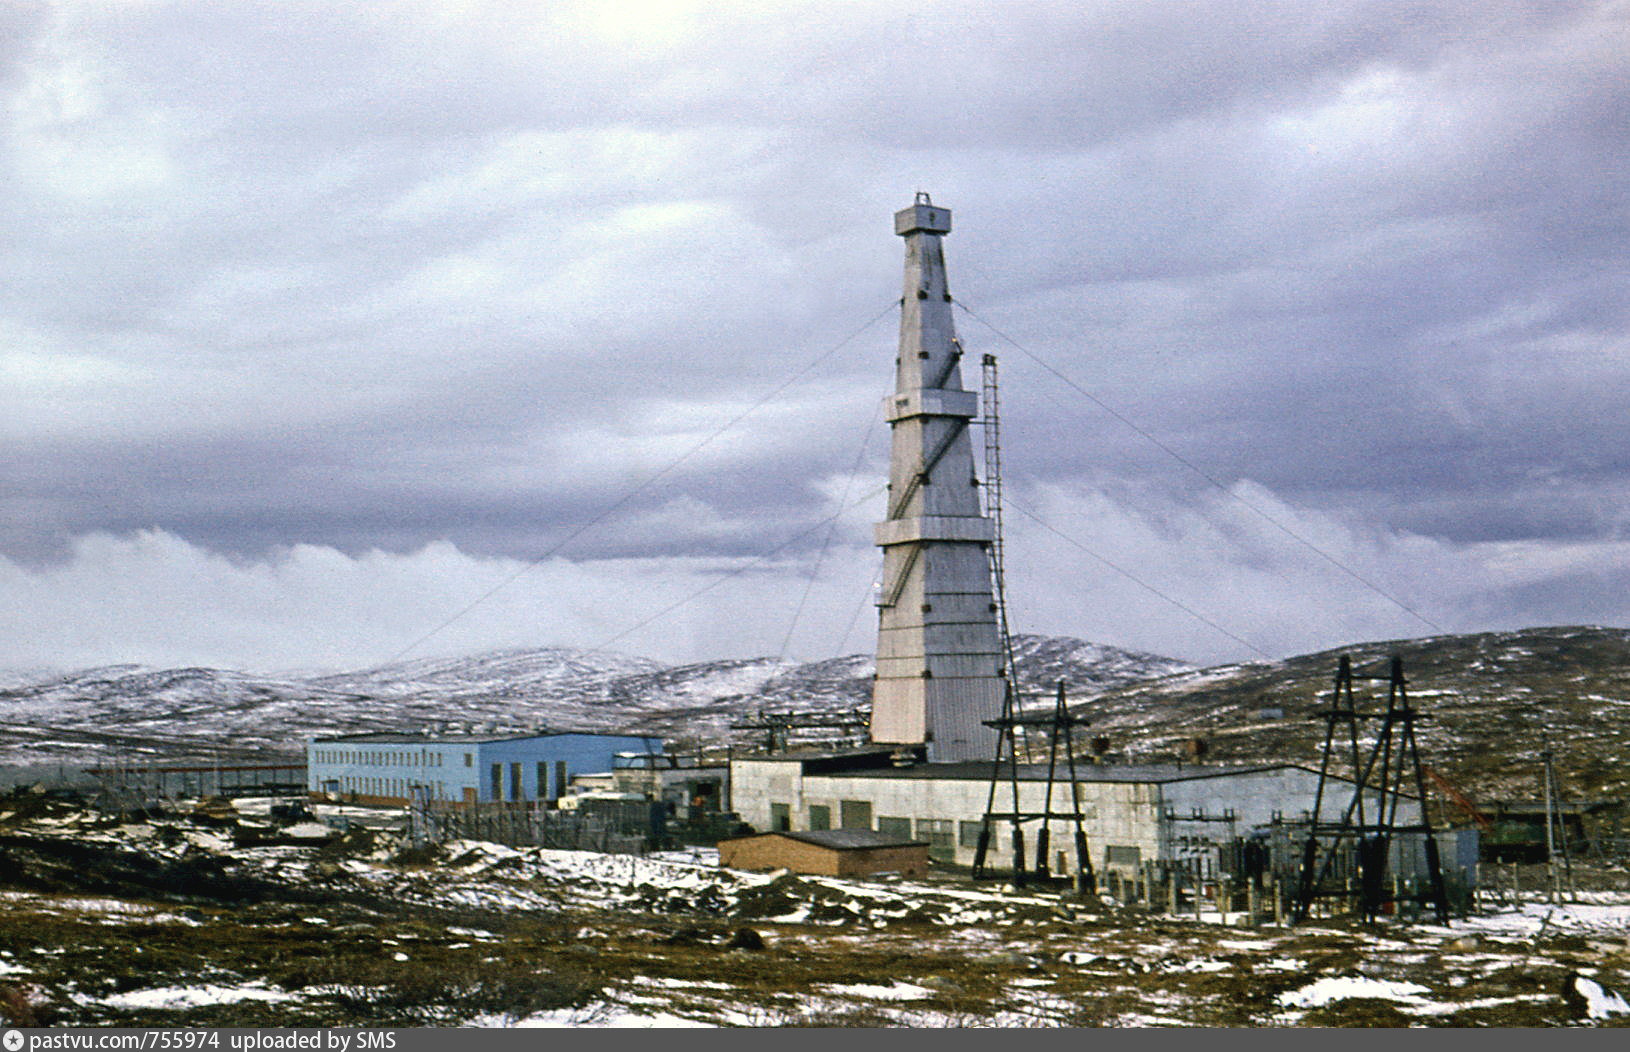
100;984;300;1010
473;1005;714;1028
1278;976;1431;1009
0;891;199;926
1575;977;1630;1019
1459;902;1630;938
821;981;935;1001
635;976;737;991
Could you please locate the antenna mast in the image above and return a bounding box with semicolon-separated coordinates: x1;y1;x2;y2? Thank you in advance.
982;353;1019;687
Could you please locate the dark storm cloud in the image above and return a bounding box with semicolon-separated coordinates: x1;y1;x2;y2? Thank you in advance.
2;0;1628;668
952;0;1630;552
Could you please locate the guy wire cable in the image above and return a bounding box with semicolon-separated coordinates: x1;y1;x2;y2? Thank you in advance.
773;397;884;666
380;299;900;666
1000;490;1276;661
586;484;889;657
955;299;1446;636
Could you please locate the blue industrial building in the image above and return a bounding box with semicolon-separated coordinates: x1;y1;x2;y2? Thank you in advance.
306;731;664;806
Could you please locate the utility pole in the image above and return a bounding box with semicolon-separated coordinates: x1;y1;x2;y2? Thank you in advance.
1541;739;1559;904
1541;739;1576;902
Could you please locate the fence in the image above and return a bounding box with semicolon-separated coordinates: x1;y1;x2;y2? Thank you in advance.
2;761;306;812
409;797;666;855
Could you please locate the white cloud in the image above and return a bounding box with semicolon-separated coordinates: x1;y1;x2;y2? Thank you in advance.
0;528;878;673
1001;477;1630;665
5;475;1630;675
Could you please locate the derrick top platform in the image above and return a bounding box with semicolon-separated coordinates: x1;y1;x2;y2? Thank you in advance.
895;192;951;236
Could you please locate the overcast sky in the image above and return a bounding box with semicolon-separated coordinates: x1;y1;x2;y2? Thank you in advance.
3;0;1628;673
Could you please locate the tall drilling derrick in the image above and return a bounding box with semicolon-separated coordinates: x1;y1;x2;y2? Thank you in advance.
870;194;1005;763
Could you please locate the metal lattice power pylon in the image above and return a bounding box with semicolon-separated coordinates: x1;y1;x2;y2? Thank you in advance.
972;681;1096;894
1292;655;1450;924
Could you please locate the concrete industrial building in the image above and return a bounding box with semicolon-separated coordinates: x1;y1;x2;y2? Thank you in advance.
307;731;663;806
729;752;1405;880
726;197;1424;883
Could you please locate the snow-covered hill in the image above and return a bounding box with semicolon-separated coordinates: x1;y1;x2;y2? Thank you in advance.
1073;625;1630;800
0;635;1190;767
3;625;1627;803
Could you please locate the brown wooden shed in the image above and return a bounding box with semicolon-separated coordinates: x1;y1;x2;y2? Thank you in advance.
717;829;931;878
